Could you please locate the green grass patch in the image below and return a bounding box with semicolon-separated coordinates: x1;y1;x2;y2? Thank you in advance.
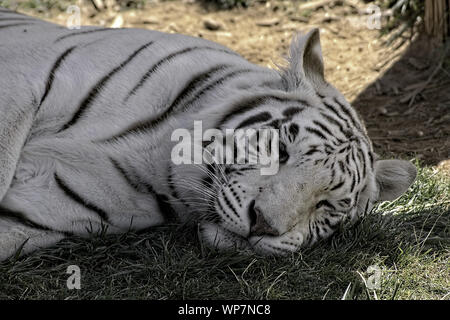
0;162;448;300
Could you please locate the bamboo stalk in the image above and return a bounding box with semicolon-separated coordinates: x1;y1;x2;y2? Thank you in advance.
425;0;449;41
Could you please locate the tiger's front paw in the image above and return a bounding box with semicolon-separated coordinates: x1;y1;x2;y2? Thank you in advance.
199;222;251;252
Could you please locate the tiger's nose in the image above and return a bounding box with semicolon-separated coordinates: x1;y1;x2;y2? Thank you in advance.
248;201;279;237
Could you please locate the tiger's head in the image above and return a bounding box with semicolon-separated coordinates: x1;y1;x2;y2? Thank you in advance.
193;29;417;255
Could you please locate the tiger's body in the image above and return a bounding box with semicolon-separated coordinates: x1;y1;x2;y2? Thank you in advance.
0;9;416;260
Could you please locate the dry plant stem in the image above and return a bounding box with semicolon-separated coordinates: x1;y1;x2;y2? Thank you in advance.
299;0;339;11
89;0;104;11
425;0;450;41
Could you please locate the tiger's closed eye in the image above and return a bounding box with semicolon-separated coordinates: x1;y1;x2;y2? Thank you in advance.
315;200;335;210
279;142;289;164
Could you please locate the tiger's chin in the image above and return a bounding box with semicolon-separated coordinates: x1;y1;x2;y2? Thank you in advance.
199;222;304;256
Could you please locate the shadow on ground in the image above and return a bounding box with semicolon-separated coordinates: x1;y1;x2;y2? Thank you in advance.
352;35;450;166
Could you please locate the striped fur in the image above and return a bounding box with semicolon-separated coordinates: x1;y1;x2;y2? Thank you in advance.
0;9;416;259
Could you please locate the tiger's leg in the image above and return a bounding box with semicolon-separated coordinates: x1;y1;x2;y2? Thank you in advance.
200;222;251;252
0;76;44;260
0;83;36;203
0;208;65;261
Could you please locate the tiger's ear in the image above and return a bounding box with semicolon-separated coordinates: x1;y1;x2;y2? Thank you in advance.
283;28;326;90
375;159;417;202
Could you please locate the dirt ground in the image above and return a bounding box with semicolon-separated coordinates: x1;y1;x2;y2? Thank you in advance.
19;0;450;170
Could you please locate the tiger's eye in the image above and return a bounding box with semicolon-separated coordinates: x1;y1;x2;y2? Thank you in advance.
316;200;331;209
279;142;289;164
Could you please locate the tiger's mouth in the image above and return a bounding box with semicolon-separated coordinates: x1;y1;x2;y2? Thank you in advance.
216;199;281;241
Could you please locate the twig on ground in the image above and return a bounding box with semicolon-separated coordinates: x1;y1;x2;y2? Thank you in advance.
89;0;104;11
299;0;340;11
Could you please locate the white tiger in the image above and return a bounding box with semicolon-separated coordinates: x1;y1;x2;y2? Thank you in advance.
0;8;417;260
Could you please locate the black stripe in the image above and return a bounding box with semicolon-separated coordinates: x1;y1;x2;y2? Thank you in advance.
236;112;272;129
315;224;320;238
333;98;361;131
112;64;228;137
320;112;345;133
338;160;345;173
368;152;374;169
216;196;229;223
229;185;241;206
354;192;360;205
220;95;270;128
110;158;141;191
305;127;327;140
127;165;176;220
324;143;335;153
338;146;349;154
201;175;214;189
218;95;306;128
306;223;313;244
154;193;177;223
58;41;154;132
38;46;77;115
318;200;336;210
266;118;284;129
330;168;336;184
282;106;304;117
221;191;240;219
360;150;367;178
312;120;334;137
54;28;112;43
183;68;254;108
305;148;319;156
100;68;253;144
124;46;235;101
166;64;229;113
350;174;356;192
0;206;54;232
167;164;189;208
327;211;342;218
110;158;177;222
0;22;32;29
111;157;158;195
54;173;110;223
288;123;299;140
330;180;345;191
353;151;361;184
364;199;370;214
323;101;351;129
319;112;346;144
361;185;368;194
